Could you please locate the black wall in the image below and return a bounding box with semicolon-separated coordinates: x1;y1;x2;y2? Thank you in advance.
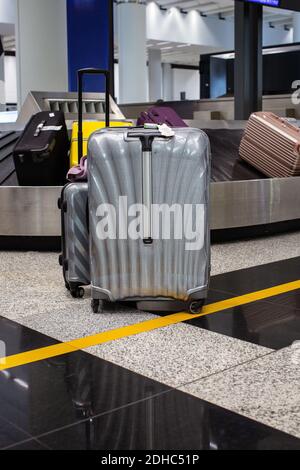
279;0;300;11
239;0;300;11
227;50;300;96
201;49;300;98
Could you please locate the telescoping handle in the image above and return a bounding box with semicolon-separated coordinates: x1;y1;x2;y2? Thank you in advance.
127;130;169;245
142;149;153;245
77;68;111;163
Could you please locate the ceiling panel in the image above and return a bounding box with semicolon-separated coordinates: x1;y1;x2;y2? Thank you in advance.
146;0;293;22
115;1;294;66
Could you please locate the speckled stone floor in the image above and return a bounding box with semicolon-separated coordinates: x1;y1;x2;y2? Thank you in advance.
180;345;300;438
211;230;300;275
0;231;300;443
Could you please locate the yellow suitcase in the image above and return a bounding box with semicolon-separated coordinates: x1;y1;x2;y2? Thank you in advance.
70;120;132;168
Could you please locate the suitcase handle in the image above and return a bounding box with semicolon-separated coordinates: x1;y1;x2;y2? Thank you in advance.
127;130;169;151
77;68;111;163
127;131;162;244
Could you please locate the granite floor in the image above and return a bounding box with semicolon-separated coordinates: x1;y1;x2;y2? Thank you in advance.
0;231;300;448
1;229;300;320
0;322;298;451
180;345;300;439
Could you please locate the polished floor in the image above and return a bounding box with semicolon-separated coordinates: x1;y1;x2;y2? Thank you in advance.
189;258;300;350
0;240;300;450
0;315;299;450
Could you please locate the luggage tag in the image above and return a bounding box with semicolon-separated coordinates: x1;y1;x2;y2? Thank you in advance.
143;123;175;137
34;120;46;137
158;123;175;137
41;125;63;132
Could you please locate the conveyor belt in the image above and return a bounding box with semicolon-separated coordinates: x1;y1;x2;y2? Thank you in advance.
3;171;18;186
0;127;299;245
203;129;266;182
0;131;19;186
0;129;265;187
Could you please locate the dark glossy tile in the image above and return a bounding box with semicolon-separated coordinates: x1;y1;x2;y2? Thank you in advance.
265;290;300;310
205;288;234;305
0;416;31;449
0;316;58;357
5;439;48;450
186;300;300;350
210;257;300;297
0;349;168;441
186;258;300;349
38;390;300;450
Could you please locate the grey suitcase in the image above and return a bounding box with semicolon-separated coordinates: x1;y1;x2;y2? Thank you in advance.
57;68;110;299
58;183;90;298
88;127;211;314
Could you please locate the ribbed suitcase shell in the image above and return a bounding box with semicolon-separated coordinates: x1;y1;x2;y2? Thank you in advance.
60;183;90;293
88;128;210;302
239;112;300;178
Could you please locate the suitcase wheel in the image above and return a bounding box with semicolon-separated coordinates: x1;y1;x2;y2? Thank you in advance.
65;282;70;291
57;198;62;210
91;299;103;314
71;287;85;299
189;300;205;315
58;254;63;266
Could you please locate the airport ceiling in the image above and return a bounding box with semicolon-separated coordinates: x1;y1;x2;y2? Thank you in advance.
140;0;294;65
1;2;295;65
147;0;235;16
147;0;293;22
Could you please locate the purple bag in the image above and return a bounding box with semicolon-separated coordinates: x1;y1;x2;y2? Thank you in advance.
137;106;188;128
67;156;88;182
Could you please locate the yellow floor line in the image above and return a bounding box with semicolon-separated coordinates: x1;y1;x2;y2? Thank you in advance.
1;279;299;372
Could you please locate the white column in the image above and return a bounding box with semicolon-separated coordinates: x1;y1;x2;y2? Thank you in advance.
0;0;16;109
0;41;5;111
15;0;68;107
293;12;300;43
162;63;173;101
118;1;147;104
148;48;162;102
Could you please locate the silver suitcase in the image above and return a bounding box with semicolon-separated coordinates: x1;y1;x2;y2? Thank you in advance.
88;127;210;314
58;183;90;298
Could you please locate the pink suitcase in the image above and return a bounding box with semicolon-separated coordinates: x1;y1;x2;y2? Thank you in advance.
239;112;300;178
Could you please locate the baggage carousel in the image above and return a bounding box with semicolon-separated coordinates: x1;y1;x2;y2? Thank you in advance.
1;93;300;249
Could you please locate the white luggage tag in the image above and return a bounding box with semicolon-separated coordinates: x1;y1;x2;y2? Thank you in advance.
143;123;175;137
41;125;63;132
158;124;175;137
